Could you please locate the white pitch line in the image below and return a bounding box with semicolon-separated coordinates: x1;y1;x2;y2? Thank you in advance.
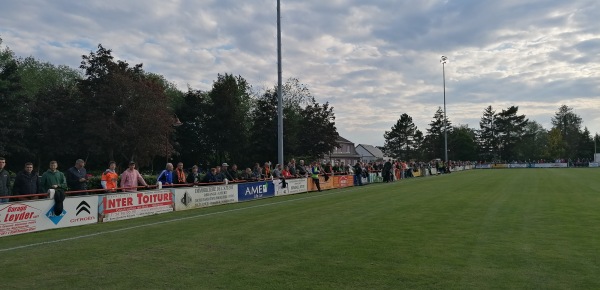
0;184;382;252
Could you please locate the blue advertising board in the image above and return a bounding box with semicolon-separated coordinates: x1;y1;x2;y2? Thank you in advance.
237;181;275;202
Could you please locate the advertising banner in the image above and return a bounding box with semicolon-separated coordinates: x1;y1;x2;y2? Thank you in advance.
172;185;238;211
333;175;354;188
273;178;308;196
491;164;509;169
589;162;599;168
307;175;335;192
0;196;98;237
508;164;529;168
237;181;275;202
99;190;173;222
532;163;568;168
475;164;492;169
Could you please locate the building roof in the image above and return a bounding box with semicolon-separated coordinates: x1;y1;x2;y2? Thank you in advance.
357;144;384;158
336;136;354;144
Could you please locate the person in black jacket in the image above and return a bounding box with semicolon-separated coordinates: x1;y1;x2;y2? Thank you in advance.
0;157;10;203
13;162;42;200
354;161;363;186
66;159;88;192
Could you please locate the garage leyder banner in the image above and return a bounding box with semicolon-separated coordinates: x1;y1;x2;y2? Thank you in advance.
98;190;173;222
237;181;275;201
0;196;98;237
172;185;238;211
333;175;354;188
273;178;308;196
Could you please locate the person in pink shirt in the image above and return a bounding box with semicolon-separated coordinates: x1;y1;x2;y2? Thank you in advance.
120;161;148;192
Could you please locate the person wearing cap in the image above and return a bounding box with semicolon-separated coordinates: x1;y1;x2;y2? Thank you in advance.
120;161;148;192
221;163;234;181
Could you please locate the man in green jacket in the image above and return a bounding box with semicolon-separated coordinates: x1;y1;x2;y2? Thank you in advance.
41;161;67;193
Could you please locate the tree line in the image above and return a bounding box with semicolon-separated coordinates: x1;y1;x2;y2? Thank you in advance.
383;105;598;162
0;39;339;172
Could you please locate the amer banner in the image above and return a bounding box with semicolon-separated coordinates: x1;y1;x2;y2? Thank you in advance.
172;185;238;211
0;196;98;237
273;178;308;196
99;190;173;222
237;181;275;202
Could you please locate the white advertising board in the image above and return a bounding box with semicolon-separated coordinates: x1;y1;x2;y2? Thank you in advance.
99;190;173;222
172;185;238;211
532;163;568;168
274;178;308;196
0;196;98;237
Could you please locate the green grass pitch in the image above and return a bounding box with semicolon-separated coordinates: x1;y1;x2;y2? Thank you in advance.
1;169;600;289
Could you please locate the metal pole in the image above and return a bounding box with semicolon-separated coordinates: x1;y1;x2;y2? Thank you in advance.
277;0;284;166
441;56;448;164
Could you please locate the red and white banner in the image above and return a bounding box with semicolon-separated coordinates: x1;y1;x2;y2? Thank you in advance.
99;190;173;222
0;196;98;237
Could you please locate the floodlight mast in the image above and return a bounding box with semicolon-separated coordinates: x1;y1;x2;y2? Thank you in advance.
440;56;448;164
277;0;284;165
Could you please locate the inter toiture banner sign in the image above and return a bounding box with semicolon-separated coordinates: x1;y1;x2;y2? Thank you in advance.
98;190;173;222
0;196;98;237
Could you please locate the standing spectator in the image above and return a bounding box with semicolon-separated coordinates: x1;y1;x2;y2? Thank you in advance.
186;165;201;184
221;163;234;181
120;161;148;192
228;164;240;181
383;160;392;183
0;157;10;203
241;168;254;181
323;162;333;181
66;159;88;192
175;162;186;184
296;160;308;177
157;163;175;186
202;168;218;183
288;159;298;176
101;161;119;192
354;161;363;186
214;166;224;182
252;163;262;179
40;161;67;193
310;161;322;192
272;164;282;178
13;162;42;200
262;162;272;179
282;165;292;178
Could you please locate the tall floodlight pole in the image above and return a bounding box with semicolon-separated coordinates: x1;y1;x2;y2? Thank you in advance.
277;0;284;166
440;56;448;164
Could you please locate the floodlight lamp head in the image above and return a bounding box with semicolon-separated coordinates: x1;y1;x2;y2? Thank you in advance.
440;56;448;64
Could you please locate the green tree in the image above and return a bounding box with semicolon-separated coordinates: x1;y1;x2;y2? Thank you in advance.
495;106;528;161
551;105;583;159
477;106;497;161
547;127;565;159
204;73;253;164
175;89;213;168
78;44;176;166
424;107;451;160
383;113;419;160
514;121;549;161
448;125;478;161
0;39;28;156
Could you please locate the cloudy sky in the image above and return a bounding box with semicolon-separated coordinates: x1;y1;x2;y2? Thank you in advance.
1;0;599;146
